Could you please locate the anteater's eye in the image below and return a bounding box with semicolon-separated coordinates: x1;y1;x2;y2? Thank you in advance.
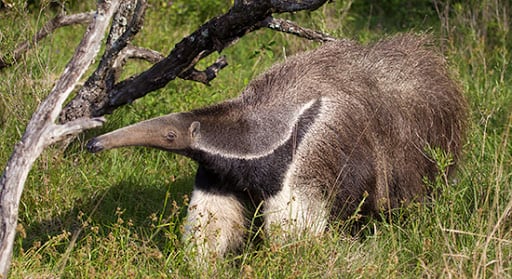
166;131;177;141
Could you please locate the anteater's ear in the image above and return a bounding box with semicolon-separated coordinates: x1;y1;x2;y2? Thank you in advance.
189;121;201;138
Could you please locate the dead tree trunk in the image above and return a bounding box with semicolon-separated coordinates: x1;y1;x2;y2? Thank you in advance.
0;1;119;276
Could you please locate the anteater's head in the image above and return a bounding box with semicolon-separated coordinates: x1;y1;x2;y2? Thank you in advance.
86;113;200;153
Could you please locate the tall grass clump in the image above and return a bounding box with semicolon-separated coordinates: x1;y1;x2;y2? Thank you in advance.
440;0;512;276
1;0;511;277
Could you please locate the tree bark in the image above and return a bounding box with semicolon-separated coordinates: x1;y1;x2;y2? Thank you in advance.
0;1;119;276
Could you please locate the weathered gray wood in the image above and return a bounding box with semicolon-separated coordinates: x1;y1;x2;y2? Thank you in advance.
0;1;119;276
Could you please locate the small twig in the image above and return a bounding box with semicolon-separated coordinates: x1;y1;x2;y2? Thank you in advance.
0;12;95;70
263;17;336;42
179;56;229;86
119;44;165;64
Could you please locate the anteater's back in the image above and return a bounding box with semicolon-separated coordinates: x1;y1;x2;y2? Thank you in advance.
244;34;467;218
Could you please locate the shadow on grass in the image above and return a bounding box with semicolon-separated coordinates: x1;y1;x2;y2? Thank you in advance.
20;174;195;253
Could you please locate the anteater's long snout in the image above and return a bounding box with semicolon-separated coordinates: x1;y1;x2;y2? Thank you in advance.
86;138;104;153
84;118;165;153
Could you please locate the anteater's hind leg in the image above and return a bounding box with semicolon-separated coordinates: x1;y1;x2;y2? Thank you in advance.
183;188;246;264
262;119;338;241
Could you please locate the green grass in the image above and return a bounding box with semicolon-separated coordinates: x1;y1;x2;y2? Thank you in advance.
1;0;511;277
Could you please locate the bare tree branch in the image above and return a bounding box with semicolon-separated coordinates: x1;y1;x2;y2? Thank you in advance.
0;1;120;276
0;12;94;70
180;56;229;85
47;117;106;146
2;0;333;123
97;0;330;115
117;18;334;83
119;45;228;85
54;0;332;121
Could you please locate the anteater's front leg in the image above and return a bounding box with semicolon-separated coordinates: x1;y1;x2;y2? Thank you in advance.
183;187;246;264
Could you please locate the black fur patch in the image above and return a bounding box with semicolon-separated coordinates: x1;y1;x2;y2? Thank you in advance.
190;99;323;203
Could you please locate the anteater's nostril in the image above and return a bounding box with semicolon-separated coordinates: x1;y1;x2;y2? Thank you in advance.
86;138;104;153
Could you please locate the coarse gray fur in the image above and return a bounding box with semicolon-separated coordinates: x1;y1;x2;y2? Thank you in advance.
87;33;467;262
